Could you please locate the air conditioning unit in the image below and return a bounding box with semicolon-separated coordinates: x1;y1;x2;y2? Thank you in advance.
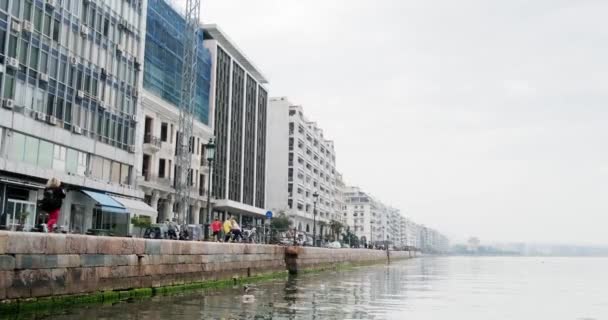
44;0;56;9
76;90;85;99
69;56;78;65
47;116;58;125
6;57;19;70
35;112;47;121
2;99;15;110
11;20;21;33
39;73;49;82
128;145;136;153
80;25;90;37
72;126;83;134
22;21;33;33
131;114;137;122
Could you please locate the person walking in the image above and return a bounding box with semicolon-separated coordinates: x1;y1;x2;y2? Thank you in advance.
211;217;222;242
39;177;65;232
223;217;233;242
231;217;243;242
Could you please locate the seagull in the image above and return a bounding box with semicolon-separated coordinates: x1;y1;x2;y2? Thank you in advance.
242;285;256;303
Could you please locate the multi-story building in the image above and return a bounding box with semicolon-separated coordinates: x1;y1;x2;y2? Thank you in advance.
405;219;420;250
202;25;269;226
266;97;337;237
0;0;154;235
419;225;449;253
344;186;376;245
333;171;347;225
137;0;214;225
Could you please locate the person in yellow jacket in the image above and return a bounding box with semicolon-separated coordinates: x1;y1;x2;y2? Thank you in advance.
223;217;233;242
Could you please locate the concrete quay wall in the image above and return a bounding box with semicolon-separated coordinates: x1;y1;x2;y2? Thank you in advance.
0;231;413;302
285;246;414;273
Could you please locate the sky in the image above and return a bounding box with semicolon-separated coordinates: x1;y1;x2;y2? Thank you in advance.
198;0;608;245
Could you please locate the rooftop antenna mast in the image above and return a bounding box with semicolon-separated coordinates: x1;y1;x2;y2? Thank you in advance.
175;0;200;225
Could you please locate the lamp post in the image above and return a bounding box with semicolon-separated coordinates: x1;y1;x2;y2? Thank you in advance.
312;191;319;247
204;138;215;240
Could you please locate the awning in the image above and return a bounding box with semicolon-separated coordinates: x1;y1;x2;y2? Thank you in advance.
110;196;157;218
81;190;127;214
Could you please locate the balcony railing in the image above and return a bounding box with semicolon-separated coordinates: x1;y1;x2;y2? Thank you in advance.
144;133;161;148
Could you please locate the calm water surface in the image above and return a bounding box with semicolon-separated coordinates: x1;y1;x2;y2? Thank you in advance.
36;257;608;319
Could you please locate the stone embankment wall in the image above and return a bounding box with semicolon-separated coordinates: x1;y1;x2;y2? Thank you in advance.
0;231;413;302
285;246;414;273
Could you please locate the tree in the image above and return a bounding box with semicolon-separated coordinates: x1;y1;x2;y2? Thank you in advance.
270;212;292;232
131;215;152;237
329;220;344;241
342;227;359;247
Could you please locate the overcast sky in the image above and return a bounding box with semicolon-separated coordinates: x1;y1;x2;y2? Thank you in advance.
200;0;608;245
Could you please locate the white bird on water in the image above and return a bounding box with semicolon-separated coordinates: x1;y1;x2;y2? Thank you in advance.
242;284;256;303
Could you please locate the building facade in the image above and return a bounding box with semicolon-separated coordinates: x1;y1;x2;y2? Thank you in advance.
344;186;375;244
0;0;154;235
202;25;269;226
266;97;337;238
137;0;214;225
333;171;347;225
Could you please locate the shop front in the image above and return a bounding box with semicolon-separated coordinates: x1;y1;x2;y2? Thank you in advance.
0;178;44;231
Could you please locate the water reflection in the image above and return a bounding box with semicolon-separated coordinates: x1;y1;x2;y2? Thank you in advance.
15;257;608;320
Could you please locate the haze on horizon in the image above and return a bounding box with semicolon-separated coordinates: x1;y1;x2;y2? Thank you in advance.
200;0;608;245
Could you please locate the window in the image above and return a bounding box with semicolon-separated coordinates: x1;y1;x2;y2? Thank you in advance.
111;161;121;184
52;145;67;172
102;158;111;182
159;159;166;178
8;132;26;162
38;140;53;169
120;164;130;185
24;136;39;165
160;122;168;142
91;156;103;179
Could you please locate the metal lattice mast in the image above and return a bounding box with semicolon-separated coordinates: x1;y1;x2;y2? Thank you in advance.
175;0;200;225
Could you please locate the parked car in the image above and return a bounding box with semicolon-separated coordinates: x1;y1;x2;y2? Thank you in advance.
143;224;172;239
325;241;342;249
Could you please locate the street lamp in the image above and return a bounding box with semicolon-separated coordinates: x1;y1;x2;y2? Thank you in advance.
312;191;319;247
205;138;215;239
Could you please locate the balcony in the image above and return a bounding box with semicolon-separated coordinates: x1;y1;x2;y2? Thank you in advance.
139;174;173;191
143;133;161;153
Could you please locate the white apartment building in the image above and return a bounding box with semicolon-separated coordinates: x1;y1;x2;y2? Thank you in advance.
0;0;154;235
266;97;337;238
333;172;348;226
203;25;269;226
344;186;376;244
405;219;421;249
136;0;214;225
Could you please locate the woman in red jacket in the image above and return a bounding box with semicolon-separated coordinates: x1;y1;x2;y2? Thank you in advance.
40;177;66;232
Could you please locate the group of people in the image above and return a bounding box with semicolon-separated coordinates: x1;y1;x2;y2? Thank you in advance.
35;177;247;243
210;216;243;242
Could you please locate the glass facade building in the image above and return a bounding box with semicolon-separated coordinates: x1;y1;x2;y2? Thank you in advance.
0;0;142;151
143;0;212;125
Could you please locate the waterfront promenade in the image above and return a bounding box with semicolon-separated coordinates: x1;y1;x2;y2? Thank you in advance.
0;231;414;306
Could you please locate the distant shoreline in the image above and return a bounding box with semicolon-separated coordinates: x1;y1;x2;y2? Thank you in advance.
445;254;608;258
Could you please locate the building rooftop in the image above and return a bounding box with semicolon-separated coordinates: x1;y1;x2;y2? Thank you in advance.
203;24;268;84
